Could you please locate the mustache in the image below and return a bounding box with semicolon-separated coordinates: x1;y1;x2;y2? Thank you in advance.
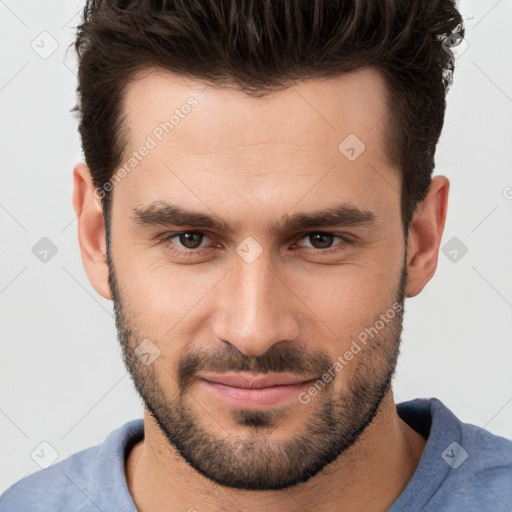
178;343;333;392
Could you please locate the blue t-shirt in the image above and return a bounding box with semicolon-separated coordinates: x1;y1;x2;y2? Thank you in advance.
1;397;511;511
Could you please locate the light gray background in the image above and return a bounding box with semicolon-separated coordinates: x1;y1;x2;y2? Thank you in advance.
1;0;511;493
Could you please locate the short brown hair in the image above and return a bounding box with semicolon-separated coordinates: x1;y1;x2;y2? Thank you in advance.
72;0;464;240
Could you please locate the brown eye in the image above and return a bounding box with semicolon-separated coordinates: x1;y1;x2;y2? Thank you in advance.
297;232;347;250
177;232;204;249
307;233;335;249
159;231;212;253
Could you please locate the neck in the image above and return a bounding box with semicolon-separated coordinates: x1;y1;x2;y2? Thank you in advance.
125;391;427;512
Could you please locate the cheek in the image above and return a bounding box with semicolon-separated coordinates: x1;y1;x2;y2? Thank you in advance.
113;248;222;356
290;254;402;363
297;260;399;323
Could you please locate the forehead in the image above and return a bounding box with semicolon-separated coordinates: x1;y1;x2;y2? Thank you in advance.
114;66;399;226
121;66;390;159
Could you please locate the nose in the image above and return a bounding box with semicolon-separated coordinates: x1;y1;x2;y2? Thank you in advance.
212;248;301;356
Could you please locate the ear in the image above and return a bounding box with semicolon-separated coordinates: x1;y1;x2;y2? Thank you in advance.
72;162;112;300
405;175;449;298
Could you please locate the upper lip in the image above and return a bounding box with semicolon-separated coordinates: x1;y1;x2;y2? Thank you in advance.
200;372;315;389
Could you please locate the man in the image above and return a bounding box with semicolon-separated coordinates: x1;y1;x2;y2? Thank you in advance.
1;0;511;511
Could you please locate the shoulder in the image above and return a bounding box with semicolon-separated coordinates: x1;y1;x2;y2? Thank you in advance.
453;420;512;500
0;419;143;512
442;400;512;479
0;444;101;511
430;398;512;510
394;397;512;511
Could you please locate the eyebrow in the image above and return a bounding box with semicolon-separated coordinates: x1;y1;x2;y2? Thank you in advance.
131;200;378;235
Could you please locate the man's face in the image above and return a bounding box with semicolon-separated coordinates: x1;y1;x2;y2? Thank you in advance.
106;67;407;490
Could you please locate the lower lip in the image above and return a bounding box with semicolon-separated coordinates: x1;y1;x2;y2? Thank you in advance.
199;379;313;409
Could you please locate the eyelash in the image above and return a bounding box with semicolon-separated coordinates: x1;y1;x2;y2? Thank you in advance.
157;231;353;257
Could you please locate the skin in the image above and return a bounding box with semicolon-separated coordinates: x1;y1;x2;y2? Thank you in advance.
72;66;448;511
